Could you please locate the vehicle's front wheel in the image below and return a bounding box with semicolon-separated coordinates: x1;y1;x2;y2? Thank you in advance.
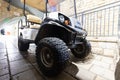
36;37;70;77
18;36;29;51
71;39;91;59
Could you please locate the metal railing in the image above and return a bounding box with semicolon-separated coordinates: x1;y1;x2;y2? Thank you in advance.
70;1;120;37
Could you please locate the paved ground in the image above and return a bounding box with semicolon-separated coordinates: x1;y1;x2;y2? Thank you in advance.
0;35;116;80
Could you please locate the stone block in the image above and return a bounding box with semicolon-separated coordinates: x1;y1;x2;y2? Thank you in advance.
101;56;114;64
76;66;96;80
90;65;105;75
0;52;7;60
5;40;17;49
74;62;93;70
110;64;116;71
0;74;9;80
94;54;102;61
90;65;114;80
8;52;23;62
92;60;110;69
31;63;77;80
95;76;106;80
103;69;115;80
0;68;9;76
7;49;19;53
0;1;24;21
90;42;99;47
99;42;118;49
0;44;5;49
10;59;33;75
0;59;8;70
92;47;104;55
13;69;44;80
113;48;119;63
104;49;114;57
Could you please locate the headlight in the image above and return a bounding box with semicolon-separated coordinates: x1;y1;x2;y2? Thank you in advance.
59;15;65;23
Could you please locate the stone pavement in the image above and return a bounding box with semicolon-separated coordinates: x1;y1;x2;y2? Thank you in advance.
0;35;116;80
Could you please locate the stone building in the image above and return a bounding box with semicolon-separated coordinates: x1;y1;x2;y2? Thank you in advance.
59;0;119;36
59;0;120;64
59;0;120;16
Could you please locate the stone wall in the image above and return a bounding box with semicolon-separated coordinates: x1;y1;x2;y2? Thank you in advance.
0;0;25;22
59;0;120;16
59;0;119;37
59;0;120;62
87;37;119;63
59;0;120;37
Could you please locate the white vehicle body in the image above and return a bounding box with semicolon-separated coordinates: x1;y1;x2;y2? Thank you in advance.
19;12;85;40
19;15;42;40
19;28;39;40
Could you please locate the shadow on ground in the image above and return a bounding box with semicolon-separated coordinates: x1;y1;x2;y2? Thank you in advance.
19;51;80;80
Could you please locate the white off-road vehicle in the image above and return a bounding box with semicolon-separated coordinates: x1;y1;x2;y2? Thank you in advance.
18;0;91;77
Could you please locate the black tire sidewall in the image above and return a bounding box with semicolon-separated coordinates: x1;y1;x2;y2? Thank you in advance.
36;43;62;76
18;37;29;51
36;37;69;77
71;39;91;58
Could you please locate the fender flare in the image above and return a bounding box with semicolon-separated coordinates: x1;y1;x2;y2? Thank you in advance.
35;21;76;45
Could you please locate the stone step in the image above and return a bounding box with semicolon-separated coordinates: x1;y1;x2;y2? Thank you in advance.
91;48;114;58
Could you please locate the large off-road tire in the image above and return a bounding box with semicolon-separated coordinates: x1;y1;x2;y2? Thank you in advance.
36;37;70;77
71;39;91;59
18;37;29;51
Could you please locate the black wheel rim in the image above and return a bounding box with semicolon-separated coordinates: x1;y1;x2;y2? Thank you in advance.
74;44;85;54
40;47;54;68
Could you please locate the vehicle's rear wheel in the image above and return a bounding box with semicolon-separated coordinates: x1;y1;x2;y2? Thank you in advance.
36;37;70;77
18;36;29;51
71;39;91;59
